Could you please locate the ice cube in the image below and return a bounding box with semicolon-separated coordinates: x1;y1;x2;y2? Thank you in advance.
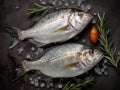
117;51;120;56
77;0;82;7
41;1;46;5
26;54;32;60
64;3;69;6
49;82;53;87
57;84;63;88
16;6;19;9
81;4;91;12
31;47;35;51
58;0;62;6
40;82;45;87
81;38;86;43
18;47;24;54
52;0;58;5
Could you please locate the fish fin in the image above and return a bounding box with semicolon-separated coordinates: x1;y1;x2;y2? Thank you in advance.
12;60;30;82
77;52;83;58
4;27;22;49
29;39;47;48
4;26;21;38
53;25;68;32
12;68;27;82
65;62;79;68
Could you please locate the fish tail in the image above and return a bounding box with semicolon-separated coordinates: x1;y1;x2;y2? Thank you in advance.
8;51;29;81
4;26;26;49
4;26;21;38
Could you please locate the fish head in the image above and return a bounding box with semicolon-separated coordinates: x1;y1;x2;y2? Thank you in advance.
78;47;103;68
76;12;92;23
70;11;92;32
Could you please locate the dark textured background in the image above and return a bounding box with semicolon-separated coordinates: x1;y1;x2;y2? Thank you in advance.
0;0;120;90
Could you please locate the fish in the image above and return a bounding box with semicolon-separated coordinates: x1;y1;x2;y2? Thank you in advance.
14;9;92;47
21;43;103;78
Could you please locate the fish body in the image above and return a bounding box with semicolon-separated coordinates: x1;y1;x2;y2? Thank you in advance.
22;43;103;78
18;9;92;47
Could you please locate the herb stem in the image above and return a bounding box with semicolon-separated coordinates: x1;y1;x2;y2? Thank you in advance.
97;13;120;68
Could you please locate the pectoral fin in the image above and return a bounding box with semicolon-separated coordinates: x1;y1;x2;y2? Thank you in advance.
54;25;68;32
65;62;79;68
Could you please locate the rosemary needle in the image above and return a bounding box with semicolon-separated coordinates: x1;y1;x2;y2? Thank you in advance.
97;13;120;68
62;75;94;90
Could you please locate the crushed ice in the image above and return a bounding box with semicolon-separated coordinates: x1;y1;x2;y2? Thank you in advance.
80;4;91;12
18;47;24;54
26;54;32;60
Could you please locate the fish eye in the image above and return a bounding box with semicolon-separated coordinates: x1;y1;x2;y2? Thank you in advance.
78;13;84;17
89;50;94;54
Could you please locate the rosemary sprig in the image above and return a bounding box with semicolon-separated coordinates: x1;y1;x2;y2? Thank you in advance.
62;75;94;90
97;13;120;68
27;3;55;16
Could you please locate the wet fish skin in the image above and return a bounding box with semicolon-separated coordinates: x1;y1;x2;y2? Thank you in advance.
22;43;103;78
18;9;92;47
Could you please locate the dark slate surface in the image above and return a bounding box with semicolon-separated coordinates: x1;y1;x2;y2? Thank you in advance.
0;0;120;90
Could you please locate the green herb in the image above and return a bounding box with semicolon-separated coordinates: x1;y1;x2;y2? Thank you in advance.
97;13;120;68
62;75;94;90
27;3;55;16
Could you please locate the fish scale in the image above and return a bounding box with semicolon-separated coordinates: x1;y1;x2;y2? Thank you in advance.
16;9;92;47
22;43;103;78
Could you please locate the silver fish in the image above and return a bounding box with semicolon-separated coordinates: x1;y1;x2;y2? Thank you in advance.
22;43;103;78
17;9;92;47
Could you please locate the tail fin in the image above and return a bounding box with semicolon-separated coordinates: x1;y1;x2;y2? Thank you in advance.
8;50;29;81
4;27;21;49
13;60;29;82
5;26;21;38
